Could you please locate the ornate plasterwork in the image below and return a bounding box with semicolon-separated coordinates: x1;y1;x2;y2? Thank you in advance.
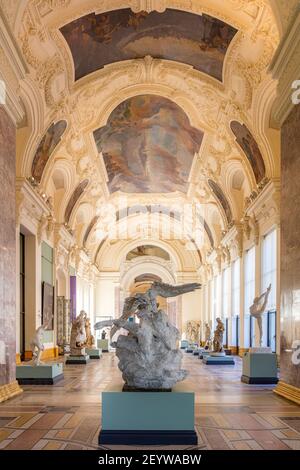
0;0;283;278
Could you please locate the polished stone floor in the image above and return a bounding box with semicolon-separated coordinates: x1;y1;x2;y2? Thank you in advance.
0;353;300;450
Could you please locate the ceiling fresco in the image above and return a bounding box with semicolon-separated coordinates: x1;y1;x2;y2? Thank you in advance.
31;120;67;183
60;8;237;82
230;121;266;184
208;179;233;225
94;95;204;194
64;179;89;224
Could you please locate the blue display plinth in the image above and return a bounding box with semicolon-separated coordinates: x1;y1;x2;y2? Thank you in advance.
85;348;102;359
203;355;235;365
99;383;197;445
241;352;278;384
199;350;211;359
16;363;64;385
66;354;90;364
180;340;189;349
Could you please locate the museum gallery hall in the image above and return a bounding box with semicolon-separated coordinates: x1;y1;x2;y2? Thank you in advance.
0;0;300;453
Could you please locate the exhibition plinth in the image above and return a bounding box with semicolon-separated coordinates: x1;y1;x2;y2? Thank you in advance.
85;347;102;359
99;383;197;445
97;339;109;352
66;354;90;364
203;354;235;365
199;350;211;359
241;351;278;384
180;340;189;349
16;363;64;385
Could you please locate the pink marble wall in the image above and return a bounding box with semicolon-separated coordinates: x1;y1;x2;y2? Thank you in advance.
0;106;16;386
280;103;300;388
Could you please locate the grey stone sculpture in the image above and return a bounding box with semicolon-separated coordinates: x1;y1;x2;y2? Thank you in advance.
95;281;201;390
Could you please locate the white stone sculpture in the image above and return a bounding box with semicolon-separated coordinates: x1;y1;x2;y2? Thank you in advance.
212;318;225;353
250;284;271;347
95;281;201;390
30;326;45;365
185;320;200;344
204;323;212;350
70;310;87;355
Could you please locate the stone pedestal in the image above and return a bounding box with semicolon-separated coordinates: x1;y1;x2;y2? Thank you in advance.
203;355;235;365
85;348;102;359
16;363;64;385
99;383;197;445
180;340;189;349
66;354;90;364
199;350;211;359
241;352;278;384
97;339;109;352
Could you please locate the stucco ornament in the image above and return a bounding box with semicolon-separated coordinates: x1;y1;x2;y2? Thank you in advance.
95;281;201;390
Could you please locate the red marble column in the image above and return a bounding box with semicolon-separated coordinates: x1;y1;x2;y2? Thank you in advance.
0;106;22;401
275;103;300;404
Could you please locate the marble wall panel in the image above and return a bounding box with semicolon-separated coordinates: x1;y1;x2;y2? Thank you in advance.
0;106;16;386
280;103;300;389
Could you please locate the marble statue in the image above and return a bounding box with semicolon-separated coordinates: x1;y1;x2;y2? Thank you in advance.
204;323;212;350
250;284;271;347
85;317;95;348
213;318;225;353
70;310;87;355
30;326;46;366
95;281;201;390
185;320;200;344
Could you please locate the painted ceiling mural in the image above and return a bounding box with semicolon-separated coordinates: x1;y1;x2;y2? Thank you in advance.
65;179;89;224
94;94;204;193
230;121;266;184
60;8;237;82
208;179;233;225
31;120;67;183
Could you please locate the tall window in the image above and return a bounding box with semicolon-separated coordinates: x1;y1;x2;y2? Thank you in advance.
222;267;230;318
213;274;221;322
244;246;255;348
231;258;240;317
261;229;276;310
20;233;25;360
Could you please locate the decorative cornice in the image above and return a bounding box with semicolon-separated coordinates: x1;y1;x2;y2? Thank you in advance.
269;7;300;127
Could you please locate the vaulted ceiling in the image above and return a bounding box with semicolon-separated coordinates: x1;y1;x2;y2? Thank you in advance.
3;0;285;272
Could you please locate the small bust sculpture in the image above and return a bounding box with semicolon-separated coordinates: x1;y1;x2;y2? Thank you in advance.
30;326;45;366
250;284;271;347
213;318;225;353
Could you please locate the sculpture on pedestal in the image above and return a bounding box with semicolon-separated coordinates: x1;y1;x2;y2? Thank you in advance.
85;317;95;348
212;318;225;353
185;320;200;344
70;310;87;355
95;281;201;390
30;326;46;365
250;284;271;347
204;323;212;350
